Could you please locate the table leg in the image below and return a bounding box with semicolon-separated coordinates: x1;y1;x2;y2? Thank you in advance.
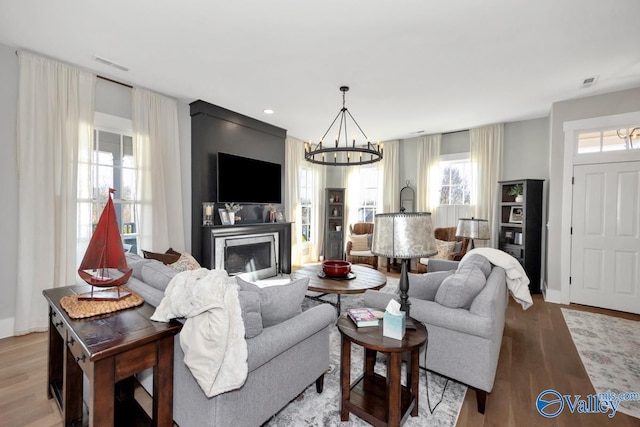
153;336;175;427
364;348;377;377
387;352;402;426
336;294;341;314
63;345;83;426
409;349;420;416
91;358;115;427
340;336;351;421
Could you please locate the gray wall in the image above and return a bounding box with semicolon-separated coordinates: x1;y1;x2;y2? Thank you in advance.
0;44;191;338
546;87;640;294
0;45;18;335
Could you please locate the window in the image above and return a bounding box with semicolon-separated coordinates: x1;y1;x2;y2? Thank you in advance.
299;167;313;242
578;126;640;154
439;156;472;205
78;113;139;253
355;164;379;222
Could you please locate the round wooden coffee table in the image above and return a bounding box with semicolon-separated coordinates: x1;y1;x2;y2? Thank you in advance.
337;316;428;426
292;264;387;313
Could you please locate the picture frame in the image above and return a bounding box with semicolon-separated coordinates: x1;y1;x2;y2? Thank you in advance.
219;209;231;225
275;211;286;222
509;206;524;223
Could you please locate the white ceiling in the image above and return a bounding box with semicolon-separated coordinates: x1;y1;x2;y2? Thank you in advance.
2;0;640;142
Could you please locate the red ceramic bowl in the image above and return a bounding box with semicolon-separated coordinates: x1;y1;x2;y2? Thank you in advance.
322;260;352;277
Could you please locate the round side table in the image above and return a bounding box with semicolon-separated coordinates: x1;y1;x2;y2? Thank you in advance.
337;315;428;426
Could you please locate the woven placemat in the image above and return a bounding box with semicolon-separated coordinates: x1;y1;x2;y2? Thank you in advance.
60;287;144;319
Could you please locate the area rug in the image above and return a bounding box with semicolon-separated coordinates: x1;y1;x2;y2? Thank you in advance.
561;308;640;419
264;278;467;426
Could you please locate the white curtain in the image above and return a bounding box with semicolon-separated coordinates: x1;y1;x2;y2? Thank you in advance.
470;124;503;248
15;51;95;335
416;134;441;219
380;140;400;213
286;137;325;265
133;88;185;253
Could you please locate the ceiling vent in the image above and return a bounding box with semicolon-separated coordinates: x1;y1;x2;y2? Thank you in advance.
581;76;598;88
94;55;129;72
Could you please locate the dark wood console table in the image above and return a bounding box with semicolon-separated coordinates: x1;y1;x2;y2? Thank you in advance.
43;285;182;427
337;316;428;426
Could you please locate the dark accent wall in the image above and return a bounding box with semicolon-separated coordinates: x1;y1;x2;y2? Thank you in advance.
190;100;287;263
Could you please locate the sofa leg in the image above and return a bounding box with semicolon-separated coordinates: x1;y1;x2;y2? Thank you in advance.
315;374;324;393
475;388;487;414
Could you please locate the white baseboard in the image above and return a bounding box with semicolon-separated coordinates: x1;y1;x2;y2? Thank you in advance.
0;317;15;339
543;284;563;304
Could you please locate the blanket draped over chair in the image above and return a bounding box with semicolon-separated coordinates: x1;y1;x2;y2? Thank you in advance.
151;268;248;397
461;248;533;310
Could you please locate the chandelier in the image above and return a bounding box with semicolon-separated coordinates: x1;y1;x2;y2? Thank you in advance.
304;86;383;166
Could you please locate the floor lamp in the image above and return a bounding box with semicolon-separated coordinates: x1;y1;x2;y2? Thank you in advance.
371;212;437;325
456;217;490;249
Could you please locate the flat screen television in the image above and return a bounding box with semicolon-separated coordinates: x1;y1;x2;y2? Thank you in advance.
217;152;282;203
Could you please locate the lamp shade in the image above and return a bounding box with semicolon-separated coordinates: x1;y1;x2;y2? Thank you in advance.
371;212;438;259
456;217;490;240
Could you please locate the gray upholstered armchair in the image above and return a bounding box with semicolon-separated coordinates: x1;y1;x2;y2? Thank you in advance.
363;256;508;414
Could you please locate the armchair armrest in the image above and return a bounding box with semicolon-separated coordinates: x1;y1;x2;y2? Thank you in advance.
345;240;353;255
246;304;336;371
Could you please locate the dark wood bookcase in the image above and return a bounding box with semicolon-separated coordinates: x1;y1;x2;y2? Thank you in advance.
324;188;345;260
498;179;544;294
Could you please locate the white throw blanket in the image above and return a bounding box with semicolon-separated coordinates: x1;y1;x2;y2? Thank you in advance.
151;268;248;397
462;248;533;310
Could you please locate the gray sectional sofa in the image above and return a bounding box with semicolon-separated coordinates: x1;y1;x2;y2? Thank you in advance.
363;255;508;413
124;254;337;426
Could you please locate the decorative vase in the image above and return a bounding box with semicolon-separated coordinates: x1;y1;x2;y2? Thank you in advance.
515;195;524;203
228;212;235;225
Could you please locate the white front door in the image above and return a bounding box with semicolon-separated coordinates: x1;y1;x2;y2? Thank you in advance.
571;161;640;314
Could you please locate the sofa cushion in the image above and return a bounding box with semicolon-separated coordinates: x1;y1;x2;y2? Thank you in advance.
238;290;263;338
435;265;486;309
433;239;456;259
170;252;201;272
459;254;492;278
407;270;455;301
236;276;309;328
126;253;151;281
142;249;181;265
141;261;179;292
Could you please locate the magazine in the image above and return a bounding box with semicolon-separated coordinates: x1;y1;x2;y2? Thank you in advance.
346;307;379;327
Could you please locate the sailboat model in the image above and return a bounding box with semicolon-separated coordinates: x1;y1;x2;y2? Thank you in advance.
78;188;132;301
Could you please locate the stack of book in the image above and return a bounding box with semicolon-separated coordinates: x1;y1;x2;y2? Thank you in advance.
346;307;379;327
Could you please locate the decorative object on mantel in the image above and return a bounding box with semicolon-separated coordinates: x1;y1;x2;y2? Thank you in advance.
275;211;286;222
508;183;524;203
456;217;490;249
225;202;242;225
202;202;215;226
219;209;232;225
304;86;383;166
371;212;437;324
266;204;277;223
77;188;132;301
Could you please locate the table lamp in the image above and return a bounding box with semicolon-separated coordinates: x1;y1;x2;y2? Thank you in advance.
371;212;437;321
456;217;490;249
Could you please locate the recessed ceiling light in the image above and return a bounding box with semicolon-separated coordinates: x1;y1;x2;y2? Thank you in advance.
263;109;274;115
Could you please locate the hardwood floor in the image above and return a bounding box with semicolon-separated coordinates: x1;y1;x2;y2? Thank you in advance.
1;280;639;426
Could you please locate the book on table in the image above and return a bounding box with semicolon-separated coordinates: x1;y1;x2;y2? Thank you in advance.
347;308;379;327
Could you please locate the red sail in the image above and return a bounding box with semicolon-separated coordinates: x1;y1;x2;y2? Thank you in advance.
78;188;131;287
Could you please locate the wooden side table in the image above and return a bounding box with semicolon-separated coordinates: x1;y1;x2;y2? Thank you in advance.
43;285;182;427
337;315;428;427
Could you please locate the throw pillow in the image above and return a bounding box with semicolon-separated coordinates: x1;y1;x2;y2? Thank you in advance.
170;252;202;272
350;234;370;251
407;271;455;301
236;276;310;328
237;290;263;338
435;265;486;309
142;249;181;265
432;239;456;260
459;254;492;278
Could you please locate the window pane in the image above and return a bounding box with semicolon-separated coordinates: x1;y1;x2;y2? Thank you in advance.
602;129;626;152
577;131;601;153
440;186;450;204
122;168;136;200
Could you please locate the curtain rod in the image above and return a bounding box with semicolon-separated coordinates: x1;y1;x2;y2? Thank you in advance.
15;50;133;89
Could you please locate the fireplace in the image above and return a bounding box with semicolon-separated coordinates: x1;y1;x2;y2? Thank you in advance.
214;232;279;280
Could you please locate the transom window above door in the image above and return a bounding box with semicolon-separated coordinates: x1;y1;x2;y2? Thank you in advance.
577;126;640;154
